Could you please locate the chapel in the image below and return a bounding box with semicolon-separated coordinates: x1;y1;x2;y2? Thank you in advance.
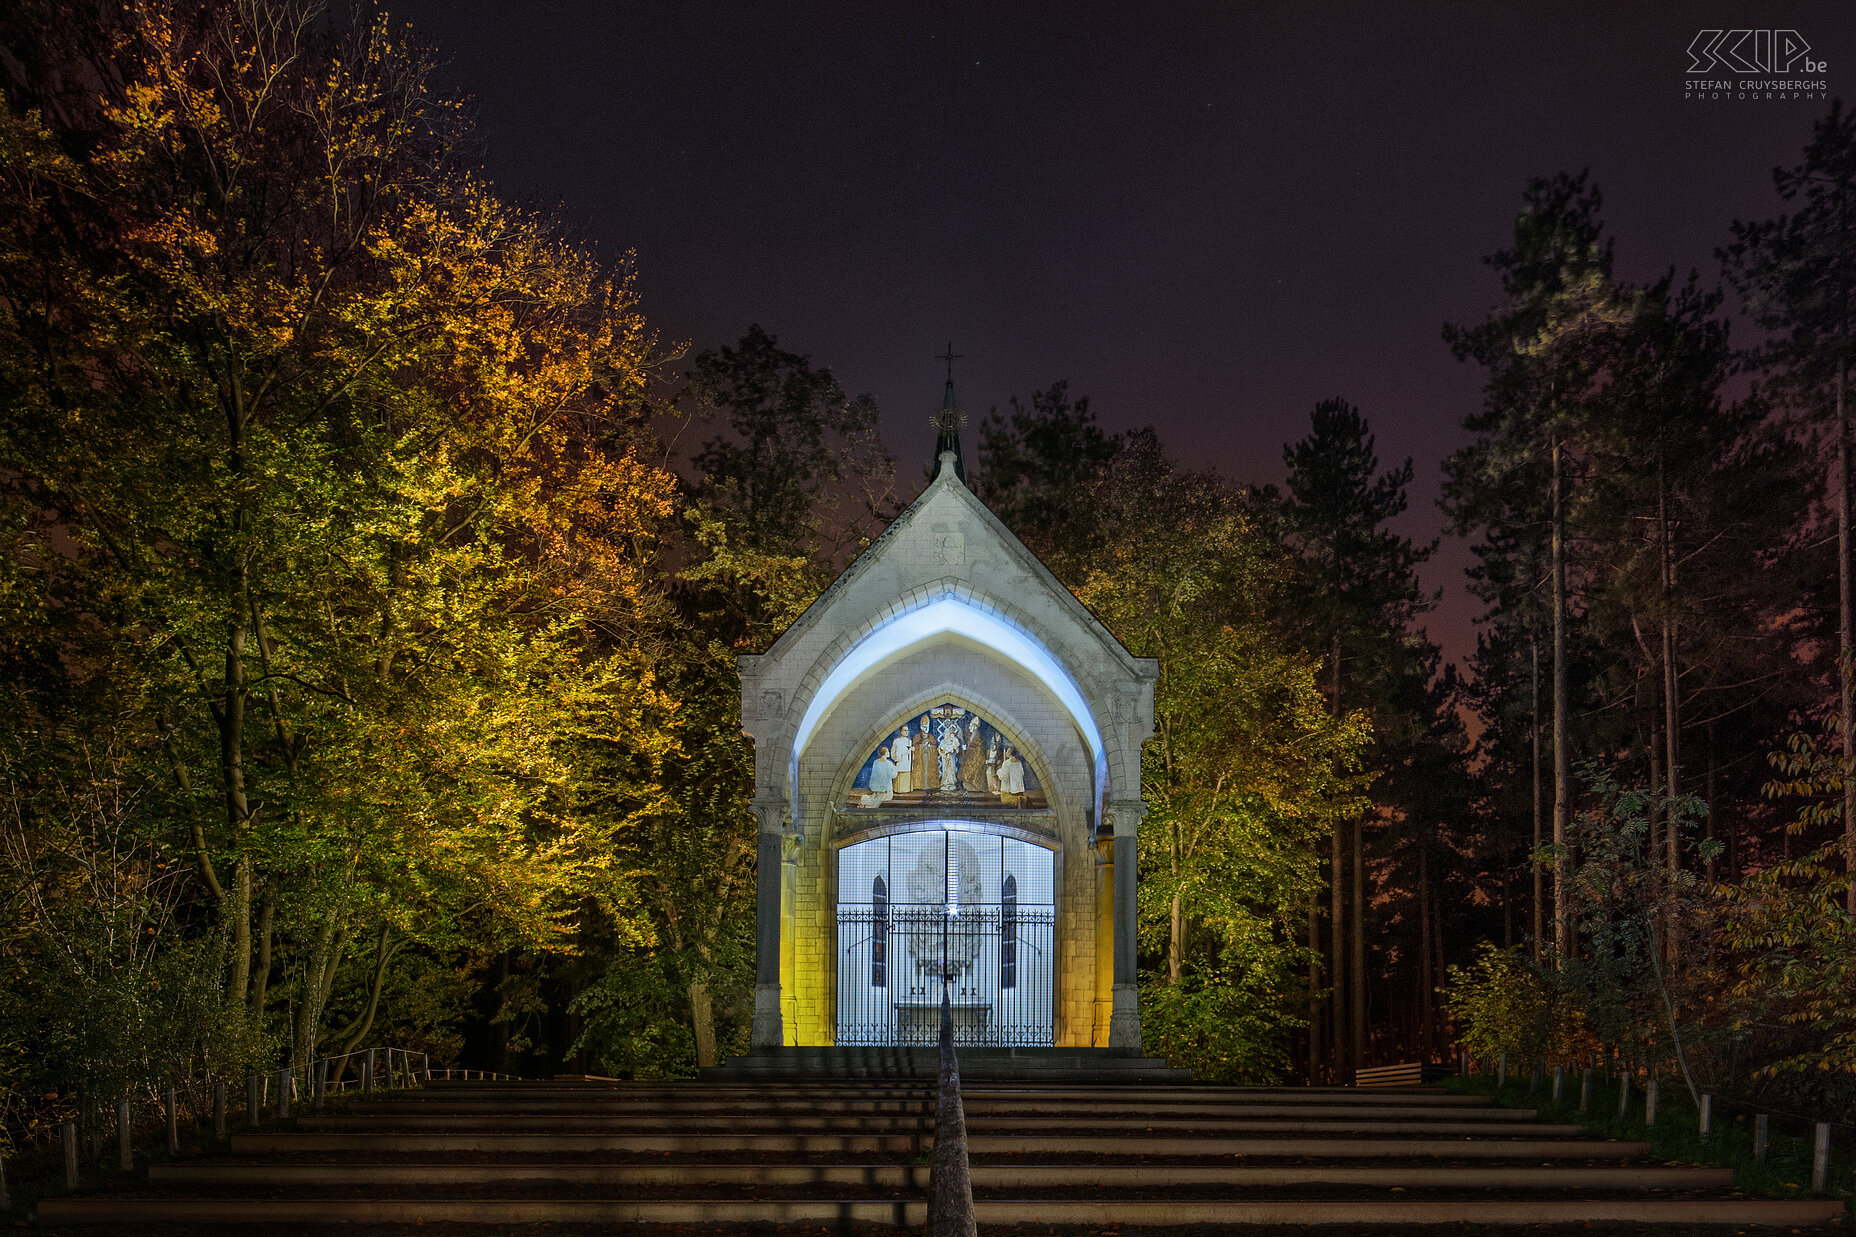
737;378;1157;1053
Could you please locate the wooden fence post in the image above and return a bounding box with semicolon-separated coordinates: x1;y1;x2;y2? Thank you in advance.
1754;1113;1769;1161
213;1080;227;1140
0;1149;9;1209
164;1086;178;1154
1579;1068;1592;1113
246;1075;261;1130
1616;1071;1632;1120
1497;1053;1507;1088
1552;1066;1564;1103
1644;1080;1659;1126
1699;1093;1711;1137
362;1050;374;1095
116;1099;131;1172
1812;1123;1830;1193
62;1121;79;1190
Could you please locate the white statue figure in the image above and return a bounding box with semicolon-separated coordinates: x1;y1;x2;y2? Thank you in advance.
861;744;897;808
998;746;1026;806
936;717;962;790
891;723;913;795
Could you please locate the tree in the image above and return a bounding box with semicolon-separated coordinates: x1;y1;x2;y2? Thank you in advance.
688;325;893;563
1723;101;1856;914
975;380;1121;569
1445;172;1629;960
0;0;679;1086
1276;398;1437;1075
1072;431;1371;1081
1722;724;1856;1078
572;327;895;1072
1573;271;1807;936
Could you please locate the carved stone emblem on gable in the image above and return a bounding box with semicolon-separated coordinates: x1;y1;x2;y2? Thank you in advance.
757;689;785;720
931;523;964;565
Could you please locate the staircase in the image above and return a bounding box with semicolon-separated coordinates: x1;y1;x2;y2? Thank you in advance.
36;1078;1845;1228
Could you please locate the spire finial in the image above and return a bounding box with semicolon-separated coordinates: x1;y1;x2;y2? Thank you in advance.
936;341;964;387
929;342;968;482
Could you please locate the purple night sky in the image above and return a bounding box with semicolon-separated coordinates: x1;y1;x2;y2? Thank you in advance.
382;0;1847;667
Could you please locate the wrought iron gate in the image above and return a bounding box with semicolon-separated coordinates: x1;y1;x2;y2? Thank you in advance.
836;903;1055;1046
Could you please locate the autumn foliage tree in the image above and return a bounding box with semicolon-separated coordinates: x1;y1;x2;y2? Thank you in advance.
0;0;678;1101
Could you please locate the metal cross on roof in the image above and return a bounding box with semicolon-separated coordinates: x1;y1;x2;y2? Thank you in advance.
935;342;964;384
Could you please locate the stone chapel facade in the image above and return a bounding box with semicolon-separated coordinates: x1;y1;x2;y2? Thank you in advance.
738;413;1157;1052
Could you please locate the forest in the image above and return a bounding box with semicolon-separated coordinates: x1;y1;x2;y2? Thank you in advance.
2;0;1853;1152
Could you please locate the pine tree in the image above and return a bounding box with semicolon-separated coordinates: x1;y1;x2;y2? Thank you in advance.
1276;398;1438;1075
1723;102;1856;913
1444;172;1624;960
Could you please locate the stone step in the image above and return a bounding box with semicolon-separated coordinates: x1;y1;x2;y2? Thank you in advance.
349;1097;1510;1119
293;1111;1584;1137
347;1097;937;1114
966;1134;1654;1157
393;1083;1495;1106
961;1102;1537;1119
230;1130;928;1154
226;1129;1642;1157
971;1118;1585;1135
36;1195;1846;1226
149;1159;1738;1191
295;1112;936;1132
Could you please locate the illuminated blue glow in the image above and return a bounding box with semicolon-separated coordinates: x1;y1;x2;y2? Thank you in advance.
789;597;1106;794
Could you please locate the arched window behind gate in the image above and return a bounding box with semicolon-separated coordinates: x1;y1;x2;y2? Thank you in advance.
872;875;888;988
1000;873;1018;989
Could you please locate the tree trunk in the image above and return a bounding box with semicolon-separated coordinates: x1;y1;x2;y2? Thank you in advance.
221;615;253;1007
1660;456;1681;888
1330;817;1346;1077
250;879;275;1017
1501;861;1513;949
1550;433;1572;961
1418;846;1433;1061
293;914;343;1066
1841;363;1855;916
1704;724;1717;886
336;924;394;1062
1530;633;1543;960
1350;813;1365;1070
689;978;718;1069
1168;826;1184;983
1328;630;1347;1076
1307;894;1322;1083
1646;676;1664;957
228;853;251;1005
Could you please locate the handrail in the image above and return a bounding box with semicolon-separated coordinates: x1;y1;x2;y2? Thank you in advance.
927;989;976;1237
1461;1045;1847;1195
4;1045;532;1193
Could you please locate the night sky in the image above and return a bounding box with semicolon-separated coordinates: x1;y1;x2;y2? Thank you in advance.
384;0;1848;666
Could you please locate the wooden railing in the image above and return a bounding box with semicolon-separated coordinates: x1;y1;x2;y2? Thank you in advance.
4;1046;526;1205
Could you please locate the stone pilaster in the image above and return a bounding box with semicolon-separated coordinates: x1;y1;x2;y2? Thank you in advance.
1108;798;1146;1051
751;794;790;1048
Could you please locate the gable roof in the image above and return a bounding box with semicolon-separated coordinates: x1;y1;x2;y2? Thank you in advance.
750;452;1150;678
